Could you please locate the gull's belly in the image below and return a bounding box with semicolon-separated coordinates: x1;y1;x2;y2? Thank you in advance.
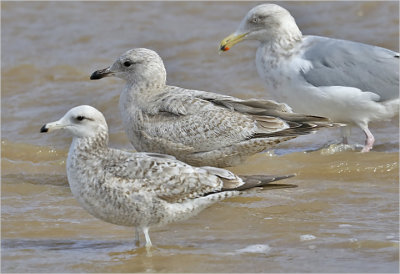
262;77;387;125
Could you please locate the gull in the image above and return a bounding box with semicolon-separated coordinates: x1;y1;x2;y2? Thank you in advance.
40;105;295;248
90;48;334;167
219;3;399;152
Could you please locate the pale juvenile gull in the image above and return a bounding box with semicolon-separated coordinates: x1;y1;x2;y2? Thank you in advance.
90;48;334;167
40;105;296;248
219;3;399;152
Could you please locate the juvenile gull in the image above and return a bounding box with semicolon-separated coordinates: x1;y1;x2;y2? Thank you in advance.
40;105;295;247
219;3;399;152
90;48;334;167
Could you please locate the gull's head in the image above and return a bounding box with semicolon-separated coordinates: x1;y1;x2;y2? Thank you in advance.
219;4;301;52
90;48;167;85
40;105;108;139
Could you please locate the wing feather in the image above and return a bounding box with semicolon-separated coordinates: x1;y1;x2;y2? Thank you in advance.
139;86;334;156
104;152;224;202
301;36;399;101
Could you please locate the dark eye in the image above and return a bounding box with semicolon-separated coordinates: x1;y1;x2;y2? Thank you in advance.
123;61;132;67
251;15;267;24
76;116;85;121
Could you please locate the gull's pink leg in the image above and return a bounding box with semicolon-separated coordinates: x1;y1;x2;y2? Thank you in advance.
361;126;375;152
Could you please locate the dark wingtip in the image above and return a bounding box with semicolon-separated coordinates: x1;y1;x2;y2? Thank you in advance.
258;183;298;189
40;125;48;133
235;174;296;191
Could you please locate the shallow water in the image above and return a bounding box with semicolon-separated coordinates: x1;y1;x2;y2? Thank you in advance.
1;1;399;273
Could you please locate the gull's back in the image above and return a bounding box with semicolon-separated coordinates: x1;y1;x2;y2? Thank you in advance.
300;35;399;102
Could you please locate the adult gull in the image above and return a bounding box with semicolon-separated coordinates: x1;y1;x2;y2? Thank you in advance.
40;105;295;248
90;48;334;167
219;3;399;152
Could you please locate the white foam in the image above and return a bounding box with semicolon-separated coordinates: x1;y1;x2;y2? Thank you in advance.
300;234;316;241
236;244;271;254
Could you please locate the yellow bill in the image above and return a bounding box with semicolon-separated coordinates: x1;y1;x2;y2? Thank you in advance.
219;32;247;52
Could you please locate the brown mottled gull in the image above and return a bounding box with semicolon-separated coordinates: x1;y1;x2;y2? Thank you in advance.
219;3;399;152
90;48;333;167
40;105;295;248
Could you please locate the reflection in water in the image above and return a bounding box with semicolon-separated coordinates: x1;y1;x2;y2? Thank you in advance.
2;238;126;251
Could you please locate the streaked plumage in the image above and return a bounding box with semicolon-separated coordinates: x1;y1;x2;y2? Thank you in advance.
40;105;295;247
219;3;399;152
90;48;333;167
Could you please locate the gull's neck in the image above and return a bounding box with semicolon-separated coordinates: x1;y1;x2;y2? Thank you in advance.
127;72;166;90
69;132;109;161
120;75;167;114
66;131;109;194
124;64;167;97
263;35;302;56
261;20;303;56
66;131;110;216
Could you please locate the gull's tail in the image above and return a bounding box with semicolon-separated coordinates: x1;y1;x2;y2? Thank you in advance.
235;174;296;191
202;166;297;194
382;98;399;118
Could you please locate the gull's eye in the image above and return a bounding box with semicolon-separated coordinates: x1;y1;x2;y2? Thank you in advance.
251;15;267;24
123;61;132;67
76;116;85;121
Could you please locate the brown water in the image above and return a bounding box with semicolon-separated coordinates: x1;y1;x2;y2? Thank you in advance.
1;1;399;273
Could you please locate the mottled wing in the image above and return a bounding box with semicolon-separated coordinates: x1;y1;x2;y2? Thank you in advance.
187;88;335;136
104;152;226;202
134;152;177;160
182;88;331;124
184;88;294;114
301;36;399;101
142;89;259;152
166;86;331;130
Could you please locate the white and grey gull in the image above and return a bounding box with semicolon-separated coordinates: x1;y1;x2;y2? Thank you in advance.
90;48;334;167
219;3;399;152
40;105;296;247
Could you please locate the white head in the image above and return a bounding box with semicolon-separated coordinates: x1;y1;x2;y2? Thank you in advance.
90;48;167;86
40;105;108;139
220;4;302;51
